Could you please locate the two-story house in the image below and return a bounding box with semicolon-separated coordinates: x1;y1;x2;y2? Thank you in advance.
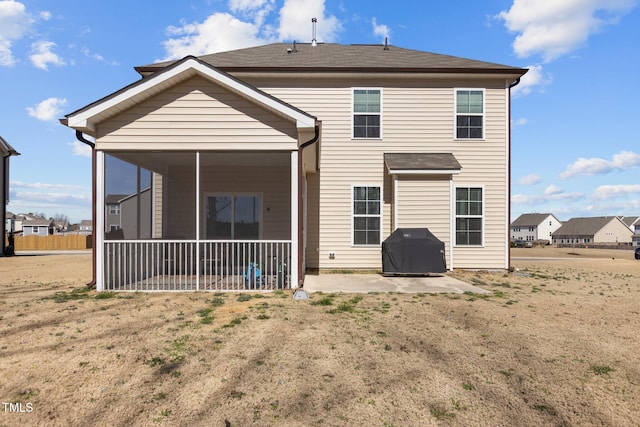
1;136;19;256
61;42;527;291
620;216;640;247
552;216;633;245
511;213;562;244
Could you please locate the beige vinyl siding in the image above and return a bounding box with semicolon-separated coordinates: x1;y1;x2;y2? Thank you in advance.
152;173;163;238
252;77;509;270
395;175;451;267
594;220;633;243
96;76;298;151
164;163;291;241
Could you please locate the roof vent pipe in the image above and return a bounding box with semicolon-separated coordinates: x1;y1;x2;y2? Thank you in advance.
311;18;317;46
384;37;389;50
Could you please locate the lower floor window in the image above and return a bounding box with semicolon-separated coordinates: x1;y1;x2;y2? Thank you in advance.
353;186;381;245
455;187;483;245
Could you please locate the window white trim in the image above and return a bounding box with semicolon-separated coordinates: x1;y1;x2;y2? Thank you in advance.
454;88;485;140
453;185;485;247
351;184;383;246
351;87;383;140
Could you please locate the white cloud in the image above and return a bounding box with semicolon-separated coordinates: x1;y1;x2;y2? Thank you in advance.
229;0;275;27
26;97;67;121
29;40;65;70
560;150;640;179
0;0;33;66
372;17;390;42
161;0;342;60
277;0;341;42
39;10;50;20
162;12;268;59
544;184;563;195
592;184;640;200
513;117;528;126
498;0;637;62
517;173;542;185
511;64;552;97
69;140;92;158
11;180;87;191
512;187;584;205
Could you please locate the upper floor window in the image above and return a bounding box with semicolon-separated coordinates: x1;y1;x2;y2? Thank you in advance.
353;89;381;139
108;204;120;215
456;89;484;139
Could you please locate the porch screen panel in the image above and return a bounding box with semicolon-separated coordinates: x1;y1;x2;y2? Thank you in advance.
104;154;153;240
207;196;232;239
234;196;260;239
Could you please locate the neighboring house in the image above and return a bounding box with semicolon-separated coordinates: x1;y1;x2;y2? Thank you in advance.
79;220;93;234
105;190;152;239
510;213;562;243
552;216;633;245
54;220;70;234
5;211;15;234
62;42;527;291
105;194;127;233
1;137;19;256
21;218;54;237
620;216;640;247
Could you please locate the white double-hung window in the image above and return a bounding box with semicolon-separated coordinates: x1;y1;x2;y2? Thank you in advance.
352;186;381;245
455;187;483;246
353;89;381;138
455;89;484;139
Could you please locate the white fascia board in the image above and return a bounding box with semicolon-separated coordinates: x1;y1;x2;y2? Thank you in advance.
388;169;461;175
67;58;316;132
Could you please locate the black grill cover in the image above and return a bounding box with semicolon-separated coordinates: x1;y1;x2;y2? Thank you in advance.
382;228;446;275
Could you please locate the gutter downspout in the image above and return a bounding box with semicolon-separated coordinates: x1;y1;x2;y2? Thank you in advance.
297;123;320;287
75;131;97;288
507;77;521;272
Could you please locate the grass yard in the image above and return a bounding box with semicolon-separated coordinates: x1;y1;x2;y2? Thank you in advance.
0;249;639;426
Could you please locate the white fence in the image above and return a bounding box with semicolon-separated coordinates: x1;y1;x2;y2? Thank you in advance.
104;240;291;291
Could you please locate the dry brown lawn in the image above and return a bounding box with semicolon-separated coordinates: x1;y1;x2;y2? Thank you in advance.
1;248;639;426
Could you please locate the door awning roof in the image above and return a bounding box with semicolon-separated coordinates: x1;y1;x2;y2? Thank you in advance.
384;153;461;175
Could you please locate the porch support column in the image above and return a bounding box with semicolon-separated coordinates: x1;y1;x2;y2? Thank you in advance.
290;150;299;289
195;151;201;291
96;150;105;291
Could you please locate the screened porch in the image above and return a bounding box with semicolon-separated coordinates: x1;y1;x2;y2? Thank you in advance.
98;150;299;291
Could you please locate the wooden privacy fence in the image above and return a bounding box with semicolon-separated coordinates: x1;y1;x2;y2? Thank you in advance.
6;234;92;251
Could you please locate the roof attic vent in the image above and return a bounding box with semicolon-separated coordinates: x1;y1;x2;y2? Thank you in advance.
288;40;298;54
311;18;317;47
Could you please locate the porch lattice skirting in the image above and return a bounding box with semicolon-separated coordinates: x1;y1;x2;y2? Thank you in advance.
104;240;291;291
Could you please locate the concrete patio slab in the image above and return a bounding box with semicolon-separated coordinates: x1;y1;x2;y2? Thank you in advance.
303;273;489;294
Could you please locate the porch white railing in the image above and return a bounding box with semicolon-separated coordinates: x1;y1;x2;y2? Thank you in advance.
103;240;291;291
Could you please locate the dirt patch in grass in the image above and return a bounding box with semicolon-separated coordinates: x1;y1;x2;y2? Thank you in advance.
0;251;639;426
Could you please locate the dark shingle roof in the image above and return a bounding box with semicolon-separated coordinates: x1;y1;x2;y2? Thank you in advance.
552;216;619;236
136;43;527;76
22;218;53;227
0;136;20;156
511;213;555;227
384;153;461;172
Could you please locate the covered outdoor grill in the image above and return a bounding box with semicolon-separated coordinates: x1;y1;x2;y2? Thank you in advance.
382;228;446;275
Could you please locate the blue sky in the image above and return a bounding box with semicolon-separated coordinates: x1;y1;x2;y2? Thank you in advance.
1;0;639;223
